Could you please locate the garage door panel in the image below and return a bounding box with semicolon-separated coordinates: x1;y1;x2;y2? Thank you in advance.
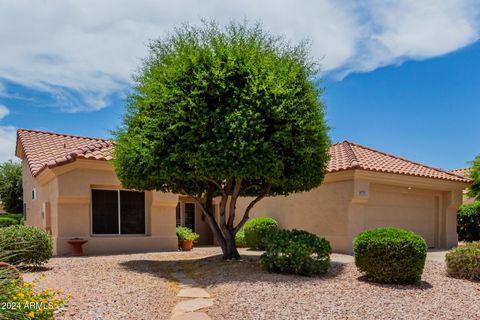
365;189;436;248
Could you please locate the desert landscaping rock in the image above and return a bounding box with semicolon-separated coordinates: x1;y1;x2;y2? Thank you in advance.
178;287;211;298
171;311;212;320
173;298;214;314
20;247;480;320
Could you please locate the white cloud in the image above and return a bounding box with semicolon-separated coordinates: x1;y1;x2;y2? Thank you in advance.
0;126;17;163
0;105;9;120
0;0;478;111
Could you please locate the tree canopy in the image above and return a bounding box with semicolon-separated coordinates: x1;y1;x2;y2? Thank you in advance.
114;21;330;259
0;160;23;213
467;155;480;200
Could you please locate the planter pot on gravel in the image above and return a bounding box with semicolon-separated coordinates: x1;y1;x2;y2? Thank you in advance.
67;238;88;257
180;240;193;251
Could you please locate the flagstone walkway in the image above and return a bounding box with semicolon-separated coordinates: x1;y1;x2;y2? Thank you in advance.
170;271;214;320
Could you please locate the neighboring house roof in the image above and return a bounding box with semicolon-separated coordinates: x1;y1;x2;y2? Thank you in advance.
16;129;471;183
329;141;471;183
448;167;471;178
16;129;114;177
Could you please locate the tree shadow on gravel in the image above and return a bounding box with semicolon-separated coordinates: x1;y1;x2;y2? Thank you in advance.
356;275;433;290
119;254;347;286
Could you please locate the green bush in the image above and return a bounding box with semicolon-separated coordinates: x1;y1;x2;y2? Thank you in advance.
244;217;278;250
1;213;23;222
260;229;331;276
176;226;200;242
0;217;18;228
445;242;480;280
353;228;427;284
0;225;52;266
235;230;247;248
457;203;480;242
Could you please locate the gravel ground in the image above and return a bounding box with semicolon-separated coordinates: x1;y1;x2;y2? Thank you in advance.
180;248;480;320
22;247;480;320
22;251;204;320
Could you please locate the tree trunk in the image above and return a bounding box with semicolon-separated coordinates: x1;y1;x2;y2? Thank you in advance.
221;232;240;260
189;180;270;261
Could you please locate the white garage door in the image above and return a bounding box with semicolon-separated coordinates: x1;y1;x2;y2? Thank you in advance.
365;187;437;248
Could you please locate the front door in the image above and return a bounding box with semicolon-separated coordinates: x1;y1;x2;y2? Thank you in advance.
176;200;214;245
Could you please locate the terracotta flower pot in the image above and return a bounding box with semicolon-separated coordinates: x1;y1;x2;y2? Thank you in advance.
67;239;88;257
180;240;193;251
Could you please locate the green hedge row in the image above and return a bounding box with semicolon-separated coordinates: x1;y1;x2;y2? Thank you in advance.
457;203;480;242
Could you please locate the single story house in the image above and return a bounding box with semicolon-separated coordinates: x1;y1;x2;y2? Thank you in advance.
16;129;471;255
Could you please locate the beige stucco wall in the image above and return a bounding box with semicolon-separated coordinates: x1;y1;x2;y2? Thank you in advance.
22;160;58;233
236;170;466;253
26;160;178;256
236;178;353;252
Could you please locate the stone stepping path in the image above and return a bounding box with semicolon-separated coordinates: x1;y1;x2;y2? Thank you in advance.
178;288;211;298
171;272;213;320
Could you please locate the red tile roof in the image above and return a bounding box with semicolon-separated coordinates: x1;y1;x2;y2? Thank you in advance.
329;141;471;183
16;129;471;183
16;129;114;177
448;167;471;178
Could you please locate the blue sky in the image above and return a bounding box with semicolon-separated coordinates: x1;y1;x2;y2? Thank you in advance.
0;1;479;170
324;41;480;170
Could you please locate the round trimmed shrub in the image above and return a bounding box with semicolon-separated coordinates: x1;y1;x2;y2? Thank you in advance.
0;225;52;266
235;230;247;248
445;242;480;280
244;217;278;250
353;228;427;284
260;229;331;276
0;217;18;228
457;203;480;242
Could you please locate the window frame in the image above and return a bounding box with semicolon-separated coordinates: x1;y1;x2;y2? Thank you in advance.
90;188;147;237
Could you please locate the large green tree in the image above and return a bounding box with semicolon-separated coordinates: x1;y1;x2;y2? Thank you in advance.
0;160;23;213
467;155;480;200
114;21;330;259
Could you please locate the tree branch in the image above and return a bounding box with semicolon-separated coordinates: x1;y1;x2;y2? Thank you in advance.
227;178;242;230
187;192;227;248
209;179;227;197
234;183;271;233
